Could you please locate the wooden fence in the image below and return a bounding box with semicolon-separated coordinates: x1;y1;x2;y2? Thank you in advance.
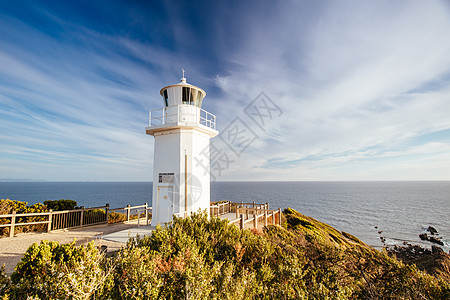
1;201;280;237
229;207;282;229
0;203;152;238
210;201;233;217
108;204;152;226
210;201;282;230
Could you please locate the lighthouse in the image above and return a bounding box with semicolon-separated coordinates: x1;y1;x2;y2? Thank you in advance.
146;73;218;226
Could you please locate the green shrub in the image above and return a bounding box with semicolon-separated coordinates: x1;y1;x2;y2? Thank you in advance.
43;199;78;211
108;211;126;223
7;240;113;299
0;199;49;236
3;209;450;299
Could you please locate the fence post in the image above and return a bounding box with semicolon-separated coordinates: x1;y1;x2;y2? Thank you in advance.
235;207;239;219
10;211;16;238
80;206;85;227
126;205;130;222
144;203;148;225
278;208;282;225
264;211;268;227
240;214;244;230
253;214;257;229
106;203;110;224
252;201;255;209
47;210;53;232
266;202;269;210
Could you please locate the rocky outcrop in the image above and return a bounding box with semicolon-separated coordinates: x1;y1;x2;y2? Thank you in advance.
387;243;450;283
427;226;438;235
419;233;445;246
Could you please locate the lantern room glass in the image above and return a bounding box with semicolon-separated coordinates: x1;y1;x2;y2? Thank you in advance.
180;87;204;107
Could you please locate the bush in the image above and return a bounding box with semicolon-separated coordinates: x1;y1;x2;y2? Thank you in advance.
2;209;450;299
0;199;49;237
5;240;113;299
43;199;78;211
108;211;126;223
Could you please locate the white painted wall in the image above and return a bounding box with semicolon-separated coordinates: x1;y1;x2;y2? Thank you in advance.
151;127;215;226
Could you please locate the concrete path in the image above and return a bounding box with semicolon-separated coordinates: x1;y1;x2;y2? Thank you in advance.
0;222;146;275
102;225;155;243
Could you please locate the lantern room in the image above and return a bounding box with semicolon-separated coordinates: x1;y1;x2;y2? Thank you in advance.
160;77;206;108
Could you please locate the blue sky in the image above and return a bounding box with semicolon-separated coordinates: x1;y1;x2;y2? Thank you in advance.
1;0;450;181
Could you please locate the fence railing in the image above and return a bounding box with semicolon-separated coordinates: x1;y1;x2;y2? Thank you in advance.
52;205;108;231
210;201;232;217
1;201;280;237
210;201;282;230
0;205;109;238
107;204;152;226
0;203;155;238
229;207;282;230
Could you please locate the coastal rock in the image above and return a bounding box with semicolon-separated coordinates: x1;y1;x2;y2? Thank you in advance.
419;233;428;241
387;244;450;283
427;226;438;235
419;233;444;245
429;236;444;246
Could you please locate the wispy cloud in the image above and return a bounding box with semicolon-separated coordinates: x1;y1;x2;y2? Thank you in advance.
1;0;450;180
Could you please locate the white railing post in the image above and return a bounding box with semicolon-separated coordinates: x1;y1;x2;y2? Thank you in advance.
48;210;53;232
10;211;16;238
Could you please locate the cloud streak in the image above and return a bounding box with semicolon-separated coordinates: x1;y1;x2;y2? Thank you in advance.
1;0;450;181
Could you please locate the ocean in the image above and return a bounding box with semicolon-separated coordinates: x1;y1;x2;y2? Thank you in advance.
1;181;449;252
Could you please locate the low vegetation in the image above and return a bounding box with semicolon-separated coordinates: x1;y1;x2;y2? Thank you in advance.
43;199;79;211
0;199;48;236
1;209;449;299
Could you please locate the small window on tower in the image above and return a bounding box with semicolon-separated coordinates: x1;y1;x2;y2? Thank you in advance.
163;90;168;107
182;87;190;104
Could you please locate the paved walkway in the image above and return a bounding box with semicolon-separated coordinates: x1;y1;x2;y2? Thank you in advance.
0;222;152;275
103;225;155;243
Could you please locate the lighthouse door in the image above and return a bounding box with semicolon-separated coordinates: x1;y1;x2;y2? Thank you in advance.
157;186;173;223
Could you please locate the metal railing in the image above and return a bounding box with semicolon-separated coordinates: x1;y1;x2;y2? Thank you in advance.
149;105;216;130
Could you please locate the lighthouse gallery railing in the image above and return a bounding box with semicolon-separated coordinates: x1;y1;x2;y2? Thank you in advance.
149;105;216;130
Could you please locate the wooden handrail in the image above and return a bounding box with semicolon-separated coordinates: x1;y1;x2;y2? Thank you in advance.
0;204;115;238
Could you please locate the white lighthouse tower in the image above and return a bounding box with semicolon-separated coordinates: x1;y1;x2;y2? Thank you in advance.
146;73;218;226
